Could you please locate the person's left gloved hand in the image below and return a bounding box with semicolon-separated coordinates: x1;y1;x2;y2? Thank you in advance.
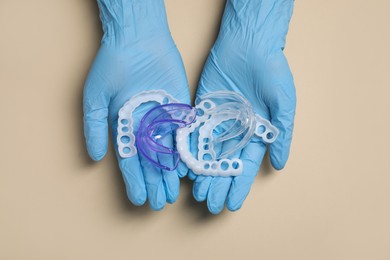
83;0;190;210
189;0;296;214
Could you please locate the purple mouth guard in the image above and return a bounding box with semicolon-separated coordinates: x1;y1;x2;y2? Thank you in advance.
135;103;196;171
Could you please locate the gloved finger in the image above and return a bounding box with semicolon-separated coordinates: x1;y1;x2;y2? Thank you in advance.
193;175;212;202
162;171;180;204
226;142;267;211
118;156;147;206
157;133;180;204
187;170;197;181
191;126;224;203
112;110;148;206
140;154;166;211
205;138;241;214
207;177;232;214
264;52;296;170
83;75;110;161
176;161;188;178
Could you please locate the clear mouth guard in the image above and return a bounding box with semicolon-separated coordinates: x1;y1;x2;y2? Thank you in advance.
117;90;279;176
176;91;279;177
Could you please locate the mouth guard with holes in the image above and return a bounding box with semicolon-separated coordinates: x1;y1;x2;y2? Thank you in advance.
136;103;196;171
117;90;178;158
176;91;280;177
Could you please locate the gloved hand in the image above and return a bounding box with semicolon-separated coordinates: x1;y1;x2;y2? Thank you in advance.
189;0;296;214
83;0;190;210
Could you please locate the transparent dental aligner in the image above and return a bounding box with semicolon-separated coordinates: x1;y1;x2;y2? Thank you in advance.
136;103;196;171
176;91;279;177
117;90;178;158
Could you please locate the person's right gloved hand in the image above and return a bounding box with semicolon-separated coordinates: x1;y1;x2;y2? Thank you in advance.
83;0;190;210
189;0;296;214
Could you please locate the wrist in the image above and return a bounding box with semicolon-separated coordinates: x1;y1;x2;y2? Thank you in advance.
97;0;171;45
222;0;294;31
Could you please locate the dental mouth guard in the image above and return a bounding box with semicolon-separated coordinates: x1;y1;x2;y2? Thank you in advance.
136;103;196;171
117;90;279;176
117;90;196;171
176;91;279;177
117;90;179;158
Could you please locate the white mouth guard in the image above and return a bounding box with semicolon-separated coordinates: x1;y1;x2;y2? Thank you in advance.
176;91;279;177
117;90;178;158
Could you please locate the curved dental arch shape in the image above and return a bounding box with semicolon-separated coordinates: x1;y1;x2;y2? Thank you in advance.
117;90;279;177
135;103;196;171
117;90;179;158
176;91;280;177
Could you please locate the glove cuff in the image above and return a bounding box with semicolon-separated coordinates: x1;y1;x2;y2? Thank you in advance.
223;0;294;32
97;0;170;45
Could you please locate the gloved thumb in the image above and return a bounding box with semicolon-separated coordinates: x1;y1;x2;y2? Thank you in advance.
263;52;296;170
83;73;110;161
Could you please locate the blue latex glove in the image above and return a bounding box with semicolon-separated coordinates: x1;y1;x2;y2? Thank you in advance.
83;0;190;210
189;0;296;214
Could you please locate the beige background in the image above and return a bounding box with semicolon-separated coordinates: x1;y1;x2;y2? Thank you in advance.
1;0;390;259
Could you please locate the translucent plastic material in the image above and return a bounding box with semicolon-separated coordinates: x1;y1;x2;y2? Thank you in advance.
176;91;279;177
117;90;178;158
196;91;257;159
136;104;196;171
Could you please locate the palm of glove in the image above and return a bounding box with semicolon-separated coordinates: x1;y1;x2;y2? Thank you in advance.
189;1;296;214
83;34;190;210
